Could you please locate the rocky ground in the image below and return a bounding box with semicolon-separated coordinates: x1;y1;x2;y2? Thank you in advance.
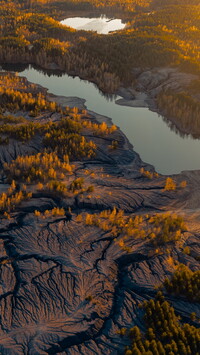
0;77;199;354
117;67;198;106
116;67;199;134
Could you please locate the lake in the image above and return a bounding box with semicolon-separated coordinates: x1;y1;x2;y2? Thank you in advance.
60;15;126;34
7;66;200;175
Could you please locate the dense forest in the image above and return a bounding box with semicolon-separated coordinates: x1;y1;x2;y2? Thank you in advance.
18;0;154;14
164;264;200;302
0;0;199;93
125;292;200;355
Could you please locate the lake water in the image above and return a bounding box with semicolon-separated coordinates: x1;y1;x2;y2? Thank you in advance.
9;66;200;175
60;16;125;34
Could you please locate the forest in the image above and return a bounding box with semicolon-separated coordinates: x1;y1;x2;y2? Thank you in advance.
125;292;200;355
0;0;199;93
0;73;119;209
164;264;200;302
157;90;200;137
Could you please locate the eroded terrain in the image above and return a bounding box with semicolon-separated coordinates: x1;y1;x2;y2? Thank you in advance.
0;73;199;354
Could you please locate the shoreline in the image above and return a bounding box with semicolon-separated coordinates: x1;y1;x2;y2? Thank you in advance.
2;68;200;174
48;90;200;177
48;92;152;173
33;74;200;175
45;65;199;140
1;63;198;138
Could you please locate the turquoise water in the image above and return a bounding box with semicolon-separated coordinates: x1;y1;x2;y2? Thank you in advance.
16;67;200;175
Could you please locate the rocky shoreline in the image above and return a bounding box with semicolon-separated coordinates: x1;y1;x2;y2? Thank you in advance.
116;67;199;135
1;62;198;138
47;64;200;139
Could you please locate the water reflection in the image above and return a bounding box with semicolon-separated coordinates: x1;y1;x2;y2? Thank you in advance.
162;115;200;140
1;63;28;73
2;63;117;101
